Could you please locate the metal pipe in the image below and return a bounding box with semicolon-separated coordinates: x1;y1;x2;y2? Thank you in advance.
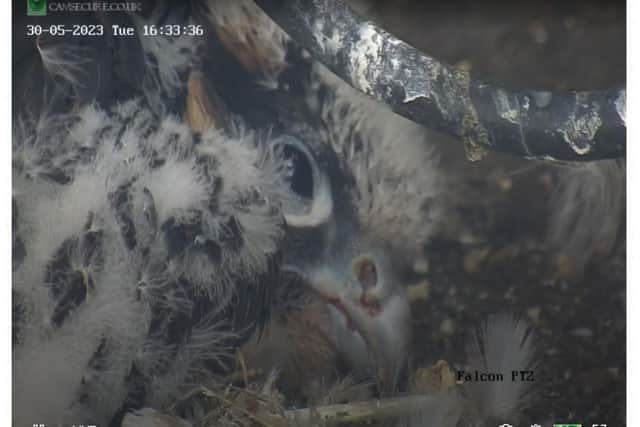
254;0;625;161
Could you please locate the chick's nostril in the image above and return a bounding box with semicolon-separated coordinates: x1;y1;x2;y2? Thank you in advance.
353;257;377;290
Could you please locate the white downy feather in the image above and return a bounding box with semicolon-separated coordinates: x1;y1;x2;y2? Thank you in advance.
464;314;538;424
547;160;625;272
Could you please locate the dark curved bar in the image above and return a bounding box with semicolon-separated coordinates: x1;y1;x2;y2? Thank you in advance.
254;0;625;161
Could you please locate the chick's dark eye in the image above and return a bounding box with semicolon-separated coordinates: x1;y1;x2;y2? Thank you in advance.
282;144;314;199
272;135;333;228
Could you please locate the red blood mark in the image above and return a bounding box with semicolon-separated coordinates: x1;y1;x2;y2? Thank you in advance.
360;298;381;316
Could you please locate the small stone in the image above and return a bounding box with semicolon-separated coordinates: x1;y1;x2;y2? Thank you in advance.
554;254;576;279
440;319;456;336
413;258;430;274
489;244;520;264
464;246;491;274
527;306;541;324
410;360;456;394
406;280;431;302
458;231;483;246
496;175;512;192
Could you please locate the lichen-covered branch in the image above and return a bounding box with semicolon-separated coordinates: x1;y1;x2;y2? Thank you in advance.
254;0;625;161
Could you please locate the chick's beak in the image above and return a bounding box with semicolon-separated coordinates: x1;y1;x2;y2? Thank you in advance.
305;254;410;393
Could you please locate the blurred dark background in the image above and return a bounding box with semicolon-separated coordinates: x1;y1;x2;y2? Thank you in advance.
349;0;625;90
348;0;626;425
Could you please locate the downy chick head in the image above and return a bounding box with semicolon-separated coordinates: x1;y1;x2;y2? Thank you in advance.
304;242;411;394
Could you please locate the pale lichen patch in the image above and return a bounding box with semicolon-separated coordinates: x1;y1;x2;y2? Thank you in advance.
403;92;426;103
454;69;490;161
559;100;602;156
313;18;344;56
349;22;383;95
493;89;519;124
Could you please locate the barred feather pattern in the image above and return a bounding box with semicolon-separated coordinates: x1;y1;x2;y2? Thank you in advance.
12;99;287;425
203;0;290;87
